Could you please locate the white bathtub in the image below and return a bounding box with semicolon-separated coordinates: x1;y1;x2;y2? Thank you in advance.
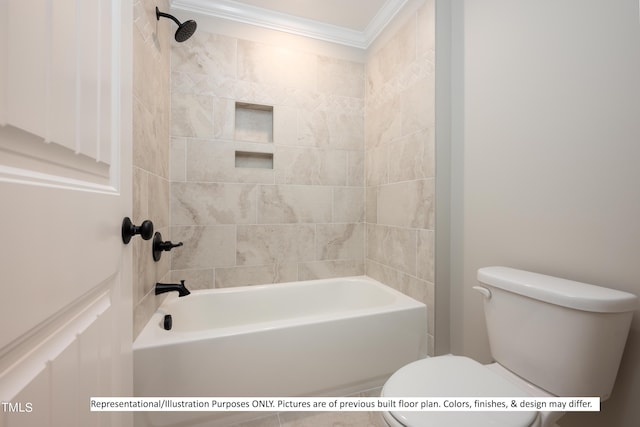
133;276;427;426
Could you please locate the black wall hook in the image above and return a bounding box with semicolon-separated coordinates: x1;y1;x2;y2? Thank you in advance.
121;217;154;244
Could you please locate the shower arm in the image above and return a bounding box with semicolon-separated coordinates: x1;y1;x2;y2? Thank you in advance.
156;7;182;26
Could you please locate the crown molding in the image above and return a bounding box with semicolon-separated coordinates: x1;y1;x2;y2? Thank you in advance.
170;0;409;49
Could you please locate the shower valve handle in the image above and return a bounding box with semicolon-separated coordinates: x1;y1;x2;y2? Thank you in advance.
152;232;184;262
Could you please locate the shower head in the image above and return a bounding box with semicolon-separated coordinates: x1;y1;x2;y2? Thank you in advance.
155;7;197;42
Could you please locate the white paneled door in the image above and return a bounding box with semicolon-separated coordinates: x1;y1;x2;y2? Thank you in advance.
0;0;133;426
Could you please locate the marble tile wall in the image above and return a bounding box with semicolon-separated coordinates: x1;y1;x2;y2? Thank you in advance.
160;1;435;356
365;0;436;354
132;0;172;338
170;30;366;289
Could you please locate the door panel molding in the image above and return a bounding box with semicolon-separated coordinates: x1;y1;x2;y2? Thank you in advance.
0;125;111;189
0;282;112;401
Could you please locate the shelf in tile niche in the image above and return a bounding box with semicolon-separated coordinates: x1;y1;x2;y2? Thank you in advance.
235;102;273;143
235;151;274;169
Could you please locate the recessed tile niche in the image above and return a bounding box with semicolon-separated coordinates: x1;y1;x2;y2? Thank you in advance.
235;151;274;169
234;102;274;169
235;102;273;143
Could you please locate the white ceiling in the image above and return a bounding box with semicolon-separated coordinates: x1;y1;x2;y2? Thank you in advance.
228;0;388;31
170;0;409;48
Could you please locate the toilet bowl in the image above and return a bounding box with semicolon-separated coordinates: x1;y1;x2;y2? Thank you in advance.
381;267;637;427
381;356;543;427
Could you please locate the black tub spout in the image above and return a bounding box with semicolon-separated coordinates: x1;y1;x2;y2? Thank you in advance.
155;280;190;297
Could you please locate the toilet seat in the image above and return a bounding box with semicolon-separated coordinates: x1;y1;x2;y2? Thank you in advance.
381;355;540;427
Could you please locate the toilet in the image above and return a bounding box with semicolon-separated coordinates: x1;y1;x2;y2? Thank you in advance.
382;266;637;427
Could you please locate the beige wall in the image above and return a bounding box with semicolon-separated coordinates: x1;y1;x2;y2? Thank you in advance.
449;1;640;426
132;0;172;338
365;0;436;354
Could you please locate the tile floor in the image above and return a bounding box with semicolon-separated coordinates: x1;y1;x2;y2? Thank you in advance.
230;410;387;427
227;388;387;427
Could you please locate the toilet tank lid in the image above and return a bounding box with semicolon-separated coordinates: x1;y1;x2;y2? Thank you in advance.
477;267;638;313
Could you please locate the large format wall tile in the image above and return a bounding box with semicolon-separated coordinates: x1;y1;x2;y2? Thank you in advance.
366;224;417;277
417;229;435;283
364;2;436;354
365;145;388;187
364;97;402;150
367;19;417;94
171;32;237;79
133;0;172;339
377;179;435;230
347;150;365;187
171;92;214;138
171;226;236;269
258;185;332;224
417;0;436;59
237;224;316;266
237;40;317;91
316;223;364;261
318;56;365;99
333;187;365;223
297;110;364;150
275;147;348;186
172;182;257;225
388;128;435;183
401;77;435;135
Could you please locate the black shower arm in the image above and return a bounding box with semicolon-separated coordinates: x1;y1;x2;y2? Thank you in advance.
156;7;182;26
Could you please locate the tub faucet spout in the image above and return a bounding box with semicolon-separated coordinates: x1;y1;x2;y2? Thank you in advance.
155;280;190;297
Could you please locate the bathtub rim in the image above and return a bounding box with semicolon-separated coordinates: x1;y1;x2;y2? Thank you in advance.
133;275;426;350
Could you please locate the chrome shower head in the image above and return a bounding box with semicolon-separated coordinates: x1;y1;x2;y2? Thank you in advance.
156;7;197;42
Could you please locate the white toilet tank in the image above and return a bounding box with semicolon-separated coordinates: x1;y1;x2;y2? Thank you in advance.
476;267;637;400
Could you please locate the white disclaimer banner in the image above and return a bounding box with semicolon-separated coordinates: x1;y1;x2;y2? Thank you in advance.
89;397;600;412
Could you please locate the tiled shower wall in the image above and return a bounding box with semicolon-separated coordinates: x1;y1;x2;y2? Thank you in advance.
134;0;436;353
365;1;436;353
169;33;366;288
132;0;172;338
